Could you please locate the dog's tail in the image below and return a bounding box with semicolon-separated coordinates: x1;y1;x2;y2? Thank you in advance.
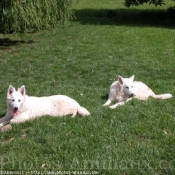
78;106;90;117
152;93;173;99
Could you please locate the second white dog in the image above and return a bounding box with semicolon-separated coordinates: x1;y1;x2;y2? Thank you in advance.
0;85;90;126
103;75;173;109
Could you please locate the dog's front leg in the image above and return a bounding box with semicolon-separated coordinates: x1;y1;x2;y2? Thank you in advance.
10;118;27;124
10;112;30;124
109;98;133;109
0;114;12;127
103;99;112;106
109;102;125;109
0;120;10;127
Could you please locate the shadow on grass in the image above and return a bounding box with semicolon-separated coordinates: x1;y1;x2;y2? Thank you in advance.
101;94;108;100
0;113;5;118
73;8;175;28
0;38;34;50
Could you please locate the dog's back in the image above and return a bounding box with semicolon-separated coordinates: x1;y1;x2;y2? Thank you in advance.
16;94;90;119
133;81;173;100
132;81;154;100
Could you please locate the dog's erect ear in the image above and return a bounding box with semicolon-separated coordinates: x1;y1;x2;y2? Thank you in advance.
130;75;135;81
118;75;123;85
7;85;15;95
19;85;26;96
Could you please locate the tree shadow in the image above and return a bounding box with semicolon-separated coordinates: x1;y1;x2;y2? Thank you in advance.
73;8;175;28
0;38;35;50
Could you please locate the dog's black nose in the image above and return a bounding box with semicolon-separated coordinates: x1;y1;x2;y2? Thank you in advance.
14;107;18;111
130;93;134;97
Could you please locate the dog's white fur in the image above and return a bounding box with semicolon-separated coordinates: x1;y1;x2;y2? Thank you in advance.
0;85;90;126
103;75;173;109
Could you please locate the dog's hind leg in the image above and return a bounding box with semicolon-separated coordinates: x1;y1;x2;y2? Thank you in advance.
71;110;78;118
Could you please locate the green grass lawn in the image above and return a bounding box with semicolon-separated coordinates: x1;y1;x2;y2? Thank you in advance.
0;0;175;174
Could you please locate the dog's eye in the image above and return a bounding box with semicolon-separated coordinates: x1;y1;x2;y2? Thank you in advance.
125;86;129;89
18;100;21;102
12;99;15;102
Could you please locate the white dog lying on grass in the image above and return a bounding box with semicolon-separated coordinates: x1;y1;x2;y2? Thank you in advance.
103;75;173;109
0;85;90;127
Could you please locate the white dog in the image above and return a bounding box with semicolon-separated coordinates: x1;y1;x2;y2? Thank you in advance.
0;85;90;126
103;75;173;109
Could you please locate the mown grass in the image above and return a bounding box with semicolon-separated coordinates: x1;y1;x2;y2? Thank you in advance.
0;0;175;174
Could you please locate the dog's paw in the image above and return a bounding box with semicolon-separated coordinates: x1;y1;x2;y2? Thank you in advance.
102;103;108;106
103;101;111;106
109;105;117;109
1;124;12;132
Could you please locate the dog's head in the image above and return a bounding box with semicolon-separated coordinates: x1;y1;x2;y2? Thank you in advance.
118;75;135;97
6;85;26;116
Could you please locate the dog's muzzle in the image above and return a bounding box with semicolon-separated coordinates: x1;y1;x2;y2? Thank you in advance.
129;93;135;98
13;107;18;116
13;107;18;111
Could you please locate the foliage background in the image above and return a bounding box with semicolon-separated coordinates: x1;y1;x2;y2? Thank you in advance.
0;0;73;33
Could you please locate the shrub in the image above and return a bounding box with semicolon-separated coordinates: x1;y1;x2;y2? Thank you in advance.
0;0;74;33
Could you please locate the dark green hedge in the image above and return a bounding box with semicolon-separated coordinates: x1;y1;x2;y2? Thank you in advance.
0;0;74;33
